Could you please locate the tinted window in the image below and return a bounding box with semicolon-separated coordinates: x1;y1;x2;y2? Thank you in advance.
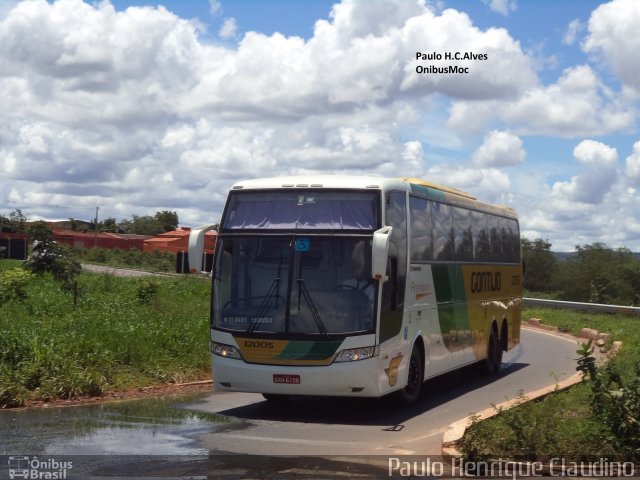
452;206;474;262
223;191;379;230
432;202;454;261
409;196;433;262
472;210;491;262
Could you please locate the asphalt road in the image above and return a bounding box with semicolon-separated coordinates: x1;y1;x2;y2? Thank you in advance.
187;327;580;456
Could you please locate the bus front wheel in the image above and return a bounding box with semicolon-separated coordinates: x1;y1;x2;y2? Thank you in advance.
394;345;423;405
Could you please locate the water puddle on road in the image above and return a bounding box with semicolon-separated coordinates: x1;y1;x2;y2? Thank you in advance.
0;392;230;456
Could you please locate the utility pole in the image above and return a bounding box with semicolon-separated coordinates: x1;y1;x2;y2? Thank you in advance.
94;206;99;248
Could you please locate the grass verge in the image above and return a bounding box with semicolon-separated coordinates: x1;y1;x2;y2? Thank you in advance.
0;260;210;408
459;308;640;462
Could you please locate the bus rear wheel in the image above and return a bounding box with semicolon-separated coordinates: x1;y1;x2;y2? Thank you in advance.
394;345;423;406
480;327;501;375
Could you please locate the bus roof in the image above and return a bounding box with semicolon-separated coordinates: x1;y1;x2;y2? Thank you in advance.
230;176;517;219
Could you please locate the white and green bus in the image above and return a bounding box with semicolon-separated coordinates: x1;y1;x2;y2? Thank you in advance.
189;176;522;404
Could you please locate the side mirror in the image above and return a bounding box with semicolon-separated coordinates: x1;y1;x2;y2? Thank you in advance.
371;226;393;282
188;224;217;273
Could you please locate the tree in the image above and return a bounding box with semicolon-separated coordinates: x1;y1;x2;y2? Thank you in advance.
100;217;118;232
154;211;179;232
125;215;162;235
7;209;28;233
554;243;639;304
117;211;180;235
520;238;556;292
27;221;53;242
24;240;82;301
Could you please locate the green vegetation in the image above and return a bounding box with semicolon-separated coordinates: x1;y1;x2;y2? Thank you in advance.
116;210;179;235
0;260;210;408
0;209;28;233
2;207;180;236
24;240;82;293
459;308;640;462
522;238;640;305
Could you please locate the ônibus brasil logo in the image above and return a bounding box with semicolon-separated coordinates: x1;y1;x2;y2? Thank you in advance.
8;456;73;479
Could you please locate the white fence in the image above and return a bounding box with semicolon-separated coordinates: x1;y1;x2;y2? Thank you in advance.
523;298;640;316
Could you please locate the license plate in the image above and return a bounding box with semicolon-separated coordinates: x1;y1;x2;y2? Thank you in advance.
273;374;301;384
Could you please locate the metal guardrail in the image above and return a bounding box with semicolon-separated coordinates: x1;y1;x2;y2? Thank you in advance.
523;297;640;316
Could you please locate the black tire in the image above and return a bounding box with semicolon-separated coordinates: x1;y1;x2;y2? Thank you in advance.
479;327;500;375
262;393;290;402
394;345;423;406
494;332;504;373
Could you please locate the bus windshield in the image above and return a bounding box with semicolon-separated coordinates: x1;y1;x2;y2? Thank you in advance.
213;236;376;336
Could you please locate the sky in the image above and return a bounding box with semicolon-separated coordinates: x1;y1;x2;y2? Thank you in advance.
1;0;640;251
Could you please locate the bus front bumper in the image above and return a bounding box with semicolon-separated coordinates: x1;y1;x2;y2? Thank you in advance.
211;356;382;397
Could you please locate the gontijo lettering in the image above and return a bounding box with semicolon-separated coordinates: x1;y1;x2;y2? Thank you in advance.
471;271;501;293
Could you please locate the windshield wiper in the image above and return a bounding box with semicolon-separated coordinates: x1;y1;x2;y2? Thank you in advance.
296;278;329;337
247;254;283;334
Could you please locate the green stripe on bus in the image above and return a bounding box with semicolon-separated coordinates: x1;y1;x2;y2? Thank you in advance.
432;265;472;351
432;265;467;303
409;183;446;201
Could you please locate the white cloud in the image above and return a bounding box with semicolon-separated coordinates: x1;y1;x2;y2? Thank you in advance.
511;140;640;251
448;65;635;137
583;0;640;96
472;131;525;167
483;0;517;16
399;8;536;99
219;17;237;39
563;18;583;46
208;0;222;17
625;141;640;185
551;140;618;204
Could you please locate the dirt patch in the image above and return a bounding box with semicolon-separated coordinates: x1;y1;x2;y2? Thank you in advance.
18;380;214;410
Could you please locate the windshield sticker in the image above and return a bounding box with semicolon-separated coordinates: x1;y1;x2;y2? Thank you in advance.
295;238;310;252
222;316;273;324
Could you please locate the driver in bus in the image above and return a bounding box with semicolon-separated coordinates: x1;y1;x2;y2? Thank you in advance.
341;241;375;302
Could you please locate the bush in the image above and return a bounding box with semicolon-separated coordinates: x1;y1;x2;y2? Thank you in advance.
576;341;640;459
136;280;159;304
0;268;32;304
0;364;29;408
24;241;81;292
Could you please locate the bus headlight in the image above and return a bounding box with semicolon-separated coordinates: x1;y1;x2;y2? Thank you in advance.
211;341;242;360
334;346;378;363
